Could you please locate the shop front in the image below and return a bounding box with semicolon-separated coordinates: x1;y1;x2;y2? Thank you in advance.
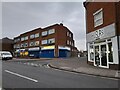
87;23;119;69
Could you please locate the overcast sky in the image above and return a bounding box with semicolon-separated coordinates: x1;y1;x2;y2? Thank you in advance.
2;1;86;51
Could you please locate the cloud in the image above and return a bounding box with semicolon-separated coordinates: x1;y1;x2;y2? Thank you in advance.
2;2;86;50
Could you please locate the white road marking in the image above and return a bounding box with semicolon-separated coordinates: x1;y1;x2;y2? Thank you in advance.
5;70;38;83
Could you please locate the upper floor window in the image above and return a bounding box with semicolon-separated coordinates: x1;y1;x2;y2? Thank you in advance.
67;40;69;45
48;29;55;35
30;34;35;39
24;36;28;40
93;8;103;27
42;31;47;36
35;33;39;38
21;43;24;47
21;37;24;41
35;41;39;46
24;43;28;47
48;38;55;44
67;32;69;36
41;40;47;45
29;41;35;46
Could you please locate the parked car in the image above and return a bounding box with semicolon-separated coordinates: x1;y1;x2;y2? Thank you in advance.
0;51;13;60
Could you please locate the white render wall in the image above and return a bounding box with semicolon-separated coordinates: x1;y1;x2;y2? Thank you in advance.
112;36;119;64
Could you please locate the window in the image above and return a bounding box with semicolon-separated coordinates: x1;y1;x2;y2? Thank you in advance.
93;8;103;27
30;34;35;39
69;41;71;45
48;38;55;44
35;41;39;46
21;43;24;47
24;36;28;40
16;44;20;48
41;40;47;45
67;32;69;36
48;29;55;35
29;42;35;46
42;31;47;36
21;37;24;41
24;43;28;47
35;33;39;38
69;33;71;37
67;40;69;45
89;44;94;61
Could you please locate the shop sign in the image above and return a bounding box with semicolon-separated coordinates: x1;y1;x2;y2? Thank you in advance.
28;47;40;51
41;45;55;50
86;23;116;42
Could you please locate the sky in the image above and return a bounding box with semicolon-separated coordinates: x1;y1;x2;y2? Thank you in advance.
2;1;86;51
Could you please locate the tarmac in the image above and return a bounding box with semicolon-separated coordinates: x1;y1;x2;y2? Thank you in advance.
49;57;120;79
11;57;120;79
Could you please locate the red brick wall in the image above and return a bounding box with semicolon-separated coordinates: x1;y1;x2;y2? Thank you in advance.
85;2;116;34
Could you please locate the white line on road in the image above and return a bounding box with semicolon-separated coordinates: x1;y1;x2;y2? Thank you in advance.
5;70;38;83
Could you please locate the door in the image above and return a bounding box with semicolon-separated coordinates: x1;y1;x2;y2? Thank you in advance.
101;44;108;67
94;44;108;68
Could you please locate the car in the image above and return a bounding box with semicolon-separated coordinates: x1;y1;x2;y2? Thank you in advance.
0;51;13;60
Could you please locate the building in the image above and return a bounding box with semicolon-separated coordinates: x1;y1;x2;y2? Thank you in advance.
14;23;78;58
84;1;120;70
0;37;14;54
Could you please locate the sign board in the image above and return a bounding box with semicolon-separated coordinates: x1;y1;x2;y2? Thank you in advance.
86;23;116;42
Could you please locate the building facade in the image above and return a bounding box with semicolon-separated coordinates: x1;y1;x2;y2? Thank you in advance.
0;37;14;54
84;1;120;70
14;23;78;58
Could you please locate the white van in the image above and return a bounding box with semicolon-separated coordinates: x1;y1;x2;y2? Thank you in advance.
0;51;13;60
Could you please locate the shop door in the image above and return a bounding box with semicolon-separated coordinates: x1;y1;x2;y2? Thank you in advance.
94;44;108;68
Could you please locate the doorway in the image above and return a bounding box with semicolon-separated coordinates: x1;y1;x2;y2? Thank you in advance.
94;43;109;68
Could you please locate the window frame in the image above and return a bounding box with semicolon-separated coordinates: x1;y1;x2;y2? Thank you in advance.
93;8;103;27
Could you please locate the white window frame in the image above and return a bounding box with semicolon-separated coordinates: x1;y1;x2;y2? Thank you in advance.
48;38;55;44
93;8;103;27
35;33;39;38
67;32;69;36
41;40;47;45
48;29;55;35
67;40;69;45
24;43;28;47
30;34;35;39
24;36;28;40
21;43;24;47
21;37;25;41
29;41;35;46
35;41;39;46
42;31;48;36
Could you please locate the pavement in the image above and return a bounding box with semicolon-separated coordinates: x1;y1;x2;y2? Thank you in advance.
48;57;120;79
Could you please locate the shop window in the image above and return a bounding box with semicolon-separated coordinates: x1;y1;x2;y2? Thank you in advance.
35;41;39;46
30;42;35;46
24;36;28;40
41;40;47;45
108;42;113;62
35;33;39;38
48;38;55;44
30;34;35;39
89;44;94;61
93;8;103;27
48;29;55;35
42;31;47;36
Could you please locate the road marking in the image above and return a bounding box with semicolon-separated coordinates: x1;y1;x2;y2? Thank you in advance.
5;70;38;83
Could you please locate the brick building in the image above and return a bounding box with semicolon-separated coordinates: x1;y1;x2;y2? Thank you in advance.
0;37;14;54
84;1;120;70
14;23;78;58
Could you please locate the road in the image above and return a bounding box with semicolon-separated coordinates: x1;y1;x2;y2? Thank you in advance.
2;59;119;88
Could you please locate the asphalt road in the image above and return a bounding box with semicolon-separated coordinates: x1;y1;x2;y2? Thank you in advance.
2;59;119;88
